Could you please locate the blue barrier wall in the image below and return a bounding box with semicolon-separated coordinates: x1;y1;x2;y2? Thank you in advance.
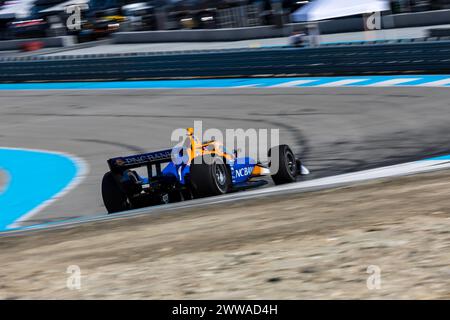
1;40;450;82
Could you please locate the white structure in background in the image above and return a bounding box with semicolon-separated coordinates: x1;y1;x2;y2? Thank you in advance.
0;0;37;19
291;0;390;45
40;0;90;13
292;0;389;21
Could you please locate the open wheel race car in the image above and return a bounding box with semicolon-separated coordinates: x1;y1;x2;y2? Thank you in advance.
102;128;309;214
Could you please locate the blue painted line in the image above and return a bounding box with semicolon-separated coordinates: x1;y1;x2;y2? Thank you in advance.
424;155;450;161
341;75;414;86
398;75;448;85
320;39;397;46
294;76;370;86
0;148;85;231
2;75;450;90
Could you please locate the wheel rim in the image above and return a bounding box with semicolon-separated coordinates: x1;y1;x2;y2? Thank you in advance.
214;162;227;191
286;151;296;176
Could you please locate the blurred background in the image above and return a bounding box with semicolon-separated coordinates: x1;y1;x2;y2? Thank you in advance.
1;0;450;43
1;0;450;301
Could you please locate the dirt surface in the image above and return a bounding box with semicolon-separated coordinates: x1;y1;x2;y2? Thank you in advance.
1;171;449;299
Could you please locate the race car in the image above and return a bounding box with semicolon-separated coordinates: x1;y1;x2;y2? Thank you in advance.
101;128;309;214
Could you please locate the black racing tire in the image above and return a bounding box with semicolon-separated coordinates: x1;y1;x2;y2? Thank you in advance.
190;156;231;197
269;144;298;185
101;171;129;214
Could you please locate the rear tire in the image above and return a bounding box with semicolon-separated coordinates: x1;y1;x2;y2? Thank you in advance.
102;171;129;214
190;156;231;197
269;145;298;185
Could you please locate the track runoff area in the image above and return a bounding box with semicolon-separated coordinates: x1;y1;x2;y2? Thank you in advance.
1;76;450;234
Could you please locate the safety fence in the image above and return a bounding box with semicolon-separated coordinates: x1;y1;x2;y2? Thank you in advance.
1;40;450;82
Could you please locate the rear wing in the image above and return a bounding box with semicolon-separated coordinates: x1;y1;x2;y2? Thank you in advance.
107;148;173;173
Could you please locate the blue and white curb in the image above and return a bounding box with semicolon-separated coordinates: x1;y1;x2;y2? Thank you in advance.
2;153;449;234
0;148;88;231
1;75;450;90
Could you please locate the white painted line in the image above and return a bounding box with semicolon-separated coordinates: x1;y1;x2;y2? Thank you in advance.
195;158;450;205
233;84;260;88
269;80;317;87
317;79;369;87
416;78;450;87
367;78;421;87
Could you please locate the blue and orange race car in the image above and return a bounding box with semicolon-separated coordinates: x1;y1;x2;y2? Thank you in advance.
102;128;309;213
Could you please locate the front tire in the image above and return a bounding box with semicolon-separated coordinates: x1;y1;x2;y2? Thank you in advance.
190;156;231;197
102;171;130;214
269;145;298;185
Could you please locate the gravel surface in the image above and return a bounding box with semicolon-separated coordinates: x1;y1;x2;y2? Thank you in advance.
1;171;449;299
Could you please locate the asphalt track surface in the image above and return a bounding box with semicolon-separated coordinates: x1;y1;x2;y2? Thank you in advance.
1;87;450;227
0;170;7;192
